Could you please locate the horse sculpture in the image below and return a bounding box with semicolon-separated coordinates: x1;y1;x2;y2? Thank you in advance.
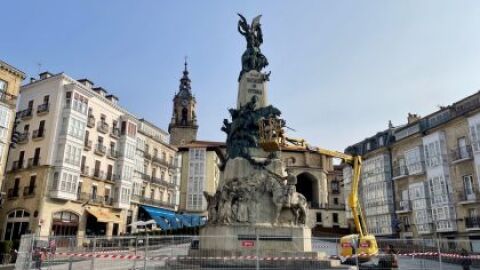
270;177;308;226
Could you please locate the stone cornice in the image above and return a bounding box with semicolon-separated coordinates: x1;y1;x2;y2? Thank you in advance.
0;60;26;79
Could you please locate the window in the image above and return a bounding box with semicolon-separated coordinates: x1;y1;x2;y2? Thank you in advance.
332;213;339;223
43;95;49;104
91;186;97;200
331;180;339;193
405;147;423;174
333;197;339;205
4;209;30;241
0;80;7;92
94;160;101;176
463;175;475;199
0;106;11;141
27;100;33;109
316;213;322;223
107;165;113;181
33;148;40;165
67;117;86;139
424;141;443;167
28;175;36;194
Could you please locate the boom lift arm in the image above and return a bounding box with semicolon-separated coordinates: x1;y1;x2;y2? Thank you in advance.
257;118;378;258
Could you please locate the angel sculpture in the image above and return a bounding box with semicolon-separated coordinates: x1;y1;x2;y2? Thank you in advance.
237;13;269;80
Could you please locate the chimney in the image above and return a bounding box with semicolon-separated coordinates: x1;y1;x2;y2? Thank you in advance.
92;87;107;97
407;113;421;124
30;77;36;83
77;78;94;88
39;72;53;80
106;94;119;104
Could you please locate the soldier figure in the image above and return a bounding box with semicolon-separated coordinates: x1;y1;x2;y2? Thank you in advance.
285;169;297;207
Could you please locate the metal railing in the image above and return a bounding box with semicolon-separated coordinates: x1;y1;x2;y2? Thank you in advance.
87;115;95;128
18;108;32;120
7;188;19;199
76;192;113;206
27;157;40;168
14;235;480;270
23;186;35;196
97;121;109;133
37;103;49;114
84;139;92;150
32;129;45;139
111;127;120;138
466;216;480;229
132;194;176;209
17;132;29;144
451;145;473;162
94;144;106;156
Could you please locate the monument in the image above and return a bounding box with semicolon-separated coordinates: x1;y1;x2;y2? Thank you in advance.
198;14;313;256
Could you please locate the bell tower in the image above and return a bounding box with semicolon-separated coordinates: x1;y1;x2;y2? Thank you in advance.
169;60;198;145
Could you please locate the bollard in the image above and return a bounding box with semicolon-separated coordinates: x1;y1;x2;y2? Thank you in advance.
133;236;138;270
143;235;149;270
437;238;443;270
255;234;259;270
68;238;73;270
90;237;96;270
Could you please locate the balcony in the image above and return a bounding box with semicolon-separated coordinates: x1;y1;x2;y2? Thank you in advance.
76;192;113;206
17;132;29;144
457;192;478;205
107;148;118;160
27;158;40;168
80;166;89;176
11;160;24;171
84;140;92;151
152;156;170;167
392;165;408;180
87;115;95;128
92;169;106;180
392;161;425;179
131;194;175;209
466;216;480;230
151;176;177;188
19;108;33;120
110;127;120;139
451;145;473;164
97;121;109;134
0;91;17;107
37;103;49;115
144;152;152;160
32;129;45;140
396;200;411;213
23;186;36;197
94;144;106;156
7;188;19;199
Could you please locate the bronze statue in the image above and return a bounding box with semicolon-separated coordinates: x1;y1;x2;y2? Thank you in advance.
237;13;269;80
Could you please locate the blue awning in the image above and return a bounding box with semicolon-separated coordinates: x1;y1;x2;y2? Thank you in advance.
140;205;177;230
140;205;205;229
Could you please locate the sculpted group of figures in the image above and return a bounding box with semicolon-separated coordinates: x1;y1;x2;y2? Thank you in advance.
204;169;308;226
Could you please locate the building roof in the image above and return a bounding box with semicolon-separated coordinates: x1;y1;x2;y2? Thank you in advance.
345;89;480;156
0;60;26;79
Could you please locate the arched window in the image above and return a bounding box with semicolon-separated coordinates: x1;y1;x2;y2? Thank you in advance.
4;209;30;240
51;211;79;237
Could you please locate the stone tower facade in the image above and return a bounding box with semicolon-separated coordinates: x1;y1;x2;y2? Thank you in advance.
169;62;198;146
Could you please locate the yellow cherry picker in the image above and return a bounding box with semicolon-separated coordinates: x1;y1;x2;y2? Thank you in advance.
258;118;378;260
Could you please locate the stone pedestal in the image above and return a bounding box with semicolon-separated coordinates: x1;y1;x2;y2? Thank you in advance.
237;70;268;109
197;224;313;256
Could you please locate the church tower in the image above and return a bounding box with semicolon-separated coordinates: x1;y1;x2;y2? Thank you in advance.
169;61;198;145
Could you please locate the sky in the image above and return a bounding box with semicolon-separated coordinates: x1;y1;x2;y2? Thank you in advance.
3;1;480;151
